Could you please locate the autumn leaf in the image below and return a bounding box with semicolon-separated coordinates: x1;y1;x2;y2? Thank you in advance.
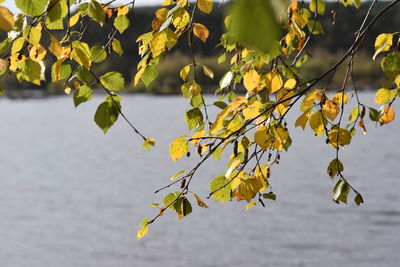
193;23;210;42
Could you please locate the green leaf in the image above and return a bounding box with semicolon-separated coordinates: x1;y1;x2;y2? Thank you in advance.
100;71;125;91
229;0;281;52
162;192;180;209
114;15;130;34
307;21;324;35
23;25;41;45
94;95;121;133
368;107;381;122
327;159;344;178
73;85;93;107
354;193;364;206
190;94;204;108
381;53;400;79
185;108;203;130
51;61;71;82
332;180;350;204
88;0;105;24
310;0;325;15
76;67;94;84
45;0;68;30
141;65;158;87
262;192;276;200
209;175;231;203
16;0;49;16
213;101;228;110
181;198;192;217
16;59;42;85
112;39;123;56
90;45;107;63
0;38;12;54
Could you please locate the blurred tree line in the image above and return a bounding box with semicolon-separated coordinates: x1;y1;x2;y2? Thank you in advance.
1;1;399;95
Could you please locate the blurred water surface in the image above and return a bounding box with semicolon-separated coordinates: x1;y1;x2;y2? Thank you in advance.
0;93;399;267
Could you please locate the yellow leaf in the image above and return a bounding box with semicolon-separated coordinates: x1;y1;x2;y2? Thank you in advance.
29;44;47;62
69;12;80;27
271;127;289;151
172;8;190;30
202;65;214;79
375;88;397;104
134;68;145;86
295;112;309;130
275;87;294;115
49;35;63;58
152;8;168;31
190;130;206;146
189;81;202;96
137;226;149;240
380;106;395;125
150;31;168;56
231;177;242;190
243;69;260;92
11;37;25;54
9;53;26;72
180;64;191;81
193;23;209;42
328;128;351;148
395;75;400;88
238;177;263;202
242;100;263;120
64;87;72;95
322;99;340;121
116;5;129;16
198;0;213;14
309;111;325;136
245;201;257;210
225;159;241;178
284;78;297;89
300;89;324;112
0;6;14;32
373;33;393;60
265;72;283;94
169;136;188;162
333;92;349;105
254;127;273;150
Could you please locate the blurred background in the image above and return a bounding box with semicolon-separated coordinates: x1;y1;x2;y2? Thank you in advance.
0;1;400;267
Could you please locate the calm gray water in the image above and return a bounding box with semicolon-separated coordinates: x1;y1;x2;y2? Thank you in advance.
0;93;399;267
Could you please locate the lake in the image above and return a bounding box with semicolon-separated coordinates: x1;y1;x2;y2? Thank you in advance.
0;93;399;267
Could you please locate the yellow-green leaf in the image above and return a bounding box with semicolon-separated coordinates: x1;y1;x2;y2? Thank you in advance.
100;72;125;91
16;0;48;17
328;128;352;148
309;111;325;136
374;88;397;104
142;138;156;151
